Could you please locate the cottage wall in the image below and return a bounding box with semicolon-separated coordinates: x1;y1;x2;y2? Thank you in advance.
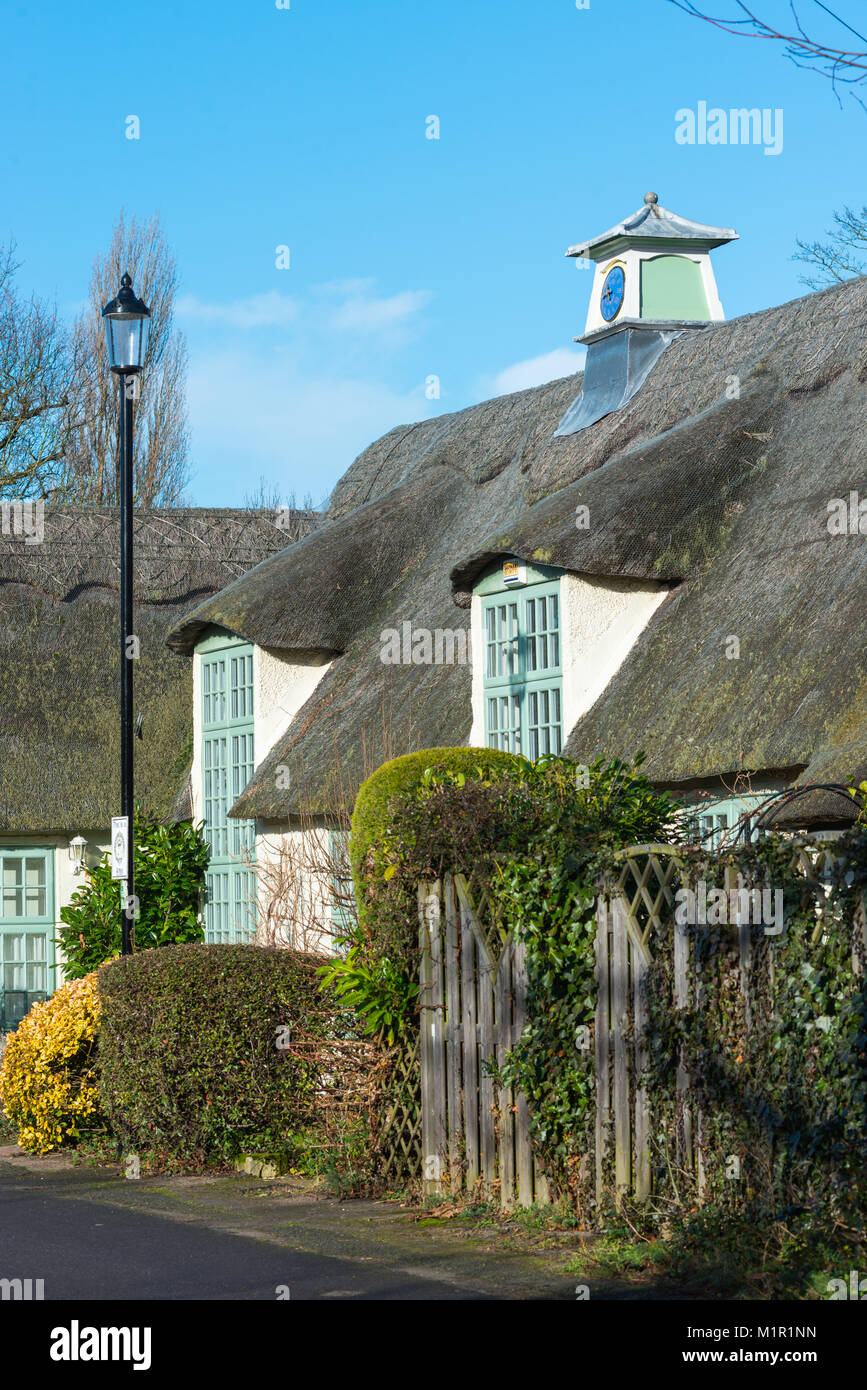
253;822;338;955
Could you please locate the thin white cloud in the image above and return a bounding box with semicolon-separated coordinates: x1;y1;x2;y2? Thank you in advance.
178;277;436;502
490;347;585;397
314;277;377;297
176;290;299;328
177;280;433;341
330;288;434;335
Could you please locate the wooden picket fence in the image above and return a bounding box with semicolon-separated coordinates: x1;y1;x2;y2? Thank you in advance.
416;842;859;1210
417;873;549;1207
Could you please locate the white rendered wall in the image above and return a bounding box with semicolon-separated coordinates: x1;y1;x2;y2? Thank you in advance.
560;573;668;733
469;574;668;748
254;647;333;769
254;823;338;955
250;650;335;950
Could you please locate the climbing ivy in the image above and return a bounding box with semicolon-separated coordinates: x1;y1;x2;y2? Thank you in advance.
362;752;679;1195
638;832;867;1267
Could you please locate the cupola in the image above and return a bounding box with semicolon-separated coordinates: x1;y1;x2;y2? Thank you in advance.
555;192;738;435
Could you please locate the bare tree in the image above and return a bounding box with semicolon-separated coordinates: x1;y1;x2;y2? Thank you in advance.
669;1;867;104
242;477;316;512
60;211;190;506
241;478;322;545
0;244;76;498
793;204;867;287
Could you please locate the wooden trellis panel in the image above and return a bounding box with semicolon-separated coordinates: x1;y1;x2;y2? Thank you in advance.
418;874;549;1208
596;841;847;1207
374;1039;423;1182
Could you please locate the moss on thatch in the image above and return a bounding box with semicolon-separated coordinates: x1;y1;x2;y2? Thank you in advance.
171;276;867;823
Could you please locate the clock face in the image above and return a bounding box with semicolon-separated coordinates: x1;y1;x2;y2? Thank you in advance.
600;265;625;322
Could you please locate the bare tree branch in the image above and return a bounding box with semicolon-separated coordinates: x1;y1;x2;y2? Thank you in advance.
793;203;867;287
669;1;867;102
0;243;78;498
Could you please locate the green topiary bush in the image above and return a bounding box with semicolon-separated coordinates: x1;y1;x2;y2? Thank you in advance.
337;749;525;1038
97;943;338;1166
350;746;522;898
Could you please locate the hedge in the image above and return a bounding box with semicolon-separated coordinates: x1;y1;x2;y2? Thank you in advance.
350;747;524;945
97;944;336;1165
0;972;102;1153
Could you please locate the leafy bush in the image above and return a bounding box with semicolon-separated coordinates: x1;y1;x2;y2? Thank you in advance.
97;943;342;1165
0;972;102;1152
57;813;208;978
351;746;522;912
354;750;677;967
350;749;680;1190
317;945;419;1046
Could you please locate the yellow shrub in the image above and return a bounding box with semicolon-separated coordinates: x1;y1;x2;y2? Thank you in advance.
0;972;101;1152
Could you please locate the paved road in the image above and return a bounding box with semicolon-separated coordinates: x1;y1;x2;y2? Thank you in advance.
0;1153;575;1301
0;1180;485;1301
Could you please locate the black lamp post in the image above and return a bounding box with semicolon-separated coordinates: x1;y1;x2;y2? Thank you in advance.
101;273;151;955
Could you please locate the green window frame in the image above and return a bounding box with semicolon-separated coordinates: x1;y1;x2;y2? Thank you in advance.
482;577;563;758
683;794;768;849
0;848;55;1031
200;636;257;943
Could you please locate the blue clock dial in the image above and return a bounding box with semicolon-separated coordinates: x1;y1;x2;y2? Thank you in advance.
600;265;625;322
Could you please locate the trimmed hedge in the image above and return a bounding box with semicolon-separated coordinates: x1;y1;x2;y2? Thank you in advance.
97;944;334;1165
350;746;523;912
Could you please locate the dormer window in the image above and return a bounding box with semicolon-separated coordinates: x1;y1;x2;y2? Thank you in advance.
482;576;563;756
470;560;670;761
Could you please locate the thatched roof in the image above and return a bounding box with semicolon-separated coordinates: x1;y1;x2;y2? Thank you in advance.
0;507;316;832
169;275;867;825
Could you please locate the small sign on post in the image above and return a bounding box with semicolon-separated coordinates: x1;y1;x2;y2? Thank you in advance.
111;816;129;881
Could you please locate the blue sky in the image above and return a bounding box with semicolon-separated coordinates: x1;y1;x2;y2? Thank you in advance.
1;0;864;505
